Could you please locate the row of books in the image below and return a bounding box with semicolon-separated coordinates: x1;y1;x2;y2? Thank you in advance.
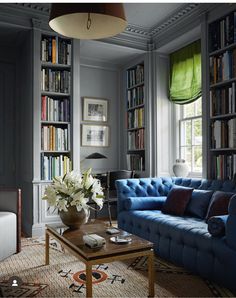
41;36;71;65
41;69;71;93
128;128;145;150
41;125;70;151
127;108;144;129
210;50;236;84
210;82;236;116
127;154;145;171
127;64;144;88
209;12;236;52
211;119;236;149
127;86;144;109
41;154;72;181
211;154;236;180
41;96;70;122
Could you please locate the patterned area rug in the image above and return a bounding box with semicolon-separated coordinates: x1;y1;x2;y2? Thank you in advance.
0;238;234;297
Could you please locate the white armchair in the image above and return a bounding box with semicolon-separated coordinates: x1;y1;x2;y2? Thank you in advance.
0;189;21;261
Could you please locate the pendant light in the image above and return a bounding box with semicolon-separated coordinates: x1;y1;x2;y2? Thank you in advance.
49;3;127;40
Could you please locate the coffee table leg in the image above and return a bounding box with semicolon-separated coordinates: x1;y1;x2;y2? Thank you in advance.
86;262;92;298
148;250;154;297
45;230;49;265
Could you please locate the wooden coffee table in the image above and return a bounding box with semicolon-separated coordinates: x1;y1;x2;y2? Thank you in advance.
45;221;154;298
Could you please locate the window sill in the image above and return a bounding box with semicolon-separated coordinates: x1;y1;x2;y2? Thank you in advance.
187;172;202;179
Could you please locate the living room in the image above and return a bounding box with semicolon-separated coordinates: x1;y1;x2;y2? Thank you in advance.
0;1;236;297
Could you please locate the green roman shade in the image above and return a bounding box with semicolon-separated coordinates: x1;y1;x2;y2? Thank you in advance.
169;40;201;104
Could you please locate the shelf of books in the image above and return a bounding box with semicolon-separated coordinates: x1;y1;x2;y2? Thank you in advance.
209;10;236;179
40;34;72;181
126;63;145;172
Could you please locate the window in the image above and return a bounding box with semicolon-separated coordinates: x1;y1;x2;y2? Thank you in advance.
179;97;202;175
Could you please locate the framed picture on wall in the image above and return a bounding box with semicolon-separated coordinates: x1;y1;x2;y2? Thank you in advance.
83;97;108;122
81;124;109;147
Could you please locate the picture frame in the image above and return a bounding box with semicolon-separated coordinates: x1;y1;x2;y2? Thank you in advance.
83;97;108;122
81;124;109;147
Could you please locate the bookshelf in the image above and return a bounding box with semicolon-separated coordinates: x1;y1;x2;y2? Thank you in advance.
209;11;236;180
40;34;72;181
126;63;145;172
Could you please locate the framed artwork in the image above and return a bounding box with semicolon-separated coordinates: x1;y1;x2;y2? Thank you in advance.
81;124;109;147
83;97;108;122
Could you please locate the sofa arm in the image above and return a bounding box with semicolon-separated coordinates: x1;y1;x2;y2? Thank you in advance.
226;194;236;250
124;196;167;211
0;189;21;253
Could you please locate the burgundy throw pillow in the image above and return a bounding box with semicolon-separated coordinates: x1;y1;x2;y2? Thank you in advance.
162;185;193;216
205;191;234;222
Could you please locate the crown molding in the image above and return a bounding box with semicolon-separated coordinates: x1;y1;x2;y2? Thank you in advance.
150;3;199;39
0;3;233;52
125;24;151;38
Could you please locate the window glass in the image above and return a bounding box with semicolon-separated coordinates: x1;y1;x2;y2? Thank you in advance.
179;97;202;174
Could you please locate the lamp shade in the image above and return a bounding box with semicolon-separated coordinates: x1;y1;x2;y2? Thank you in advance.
86;153;107;159
49;3;127;40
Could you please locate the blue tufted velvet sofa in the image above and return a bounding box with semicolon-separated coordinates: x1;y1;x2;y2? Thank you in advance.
116;177;236;292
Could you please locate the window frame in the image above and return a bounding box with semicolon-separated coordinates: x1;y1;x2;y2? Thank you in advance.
178;98;203;178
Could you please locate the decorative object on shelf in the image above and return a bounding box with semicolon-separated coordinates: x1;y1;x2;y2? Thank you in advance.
173;159;189;177
83;97;108;122
42;169;104;229
49;3;127;40
82;124;109;147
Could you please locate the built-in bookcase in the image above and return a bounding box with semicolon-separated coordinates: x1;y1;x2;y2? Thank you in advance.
126;63;145;172
209;11;236;179
40;35;72;181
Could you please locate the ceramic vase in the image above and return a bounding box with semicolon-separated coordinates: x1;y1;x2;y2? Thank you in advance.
173;159;189;177
59;206;90;229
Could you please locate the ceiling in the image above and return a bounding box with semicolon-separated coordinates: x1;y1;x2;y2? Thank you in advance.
79;3;188;65
123;3;184;29
0;3;198;65
80;40;144;66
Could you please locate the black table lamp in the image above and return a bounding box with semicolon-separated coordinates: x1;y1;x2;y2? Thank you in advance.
86;153;107;159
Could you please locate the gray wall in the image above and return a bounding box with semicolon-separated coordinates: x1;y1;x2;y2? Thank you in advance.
0;28;33;235
0;46;17;188
80;60;120;173
17;30;33;236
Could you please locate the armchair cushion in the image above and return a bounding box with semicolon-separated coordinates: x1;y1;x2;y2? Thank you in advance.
207;215;228;237
124;196;167;211
162;185;193;216
0;212;17;260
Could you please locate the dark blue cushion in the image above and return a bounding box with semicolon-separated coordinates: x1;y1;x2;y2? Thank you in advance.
124;196;167;211
185;190;213;219
207;215;228;237
205;191;234;221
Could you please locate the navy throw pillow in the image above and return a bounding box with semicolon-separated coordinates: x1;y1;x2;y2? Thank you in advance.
185;190;214;219
162;185;193;216
207;215;228;237
124;196;167;211
205;191;234;222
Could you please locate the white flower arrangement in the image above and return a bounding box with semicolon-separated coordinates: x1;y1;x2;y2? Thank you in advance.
42;169;104;212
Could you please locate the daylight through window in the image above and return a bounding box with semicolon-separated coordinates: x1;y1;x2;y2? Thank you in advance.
179;97;202;174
